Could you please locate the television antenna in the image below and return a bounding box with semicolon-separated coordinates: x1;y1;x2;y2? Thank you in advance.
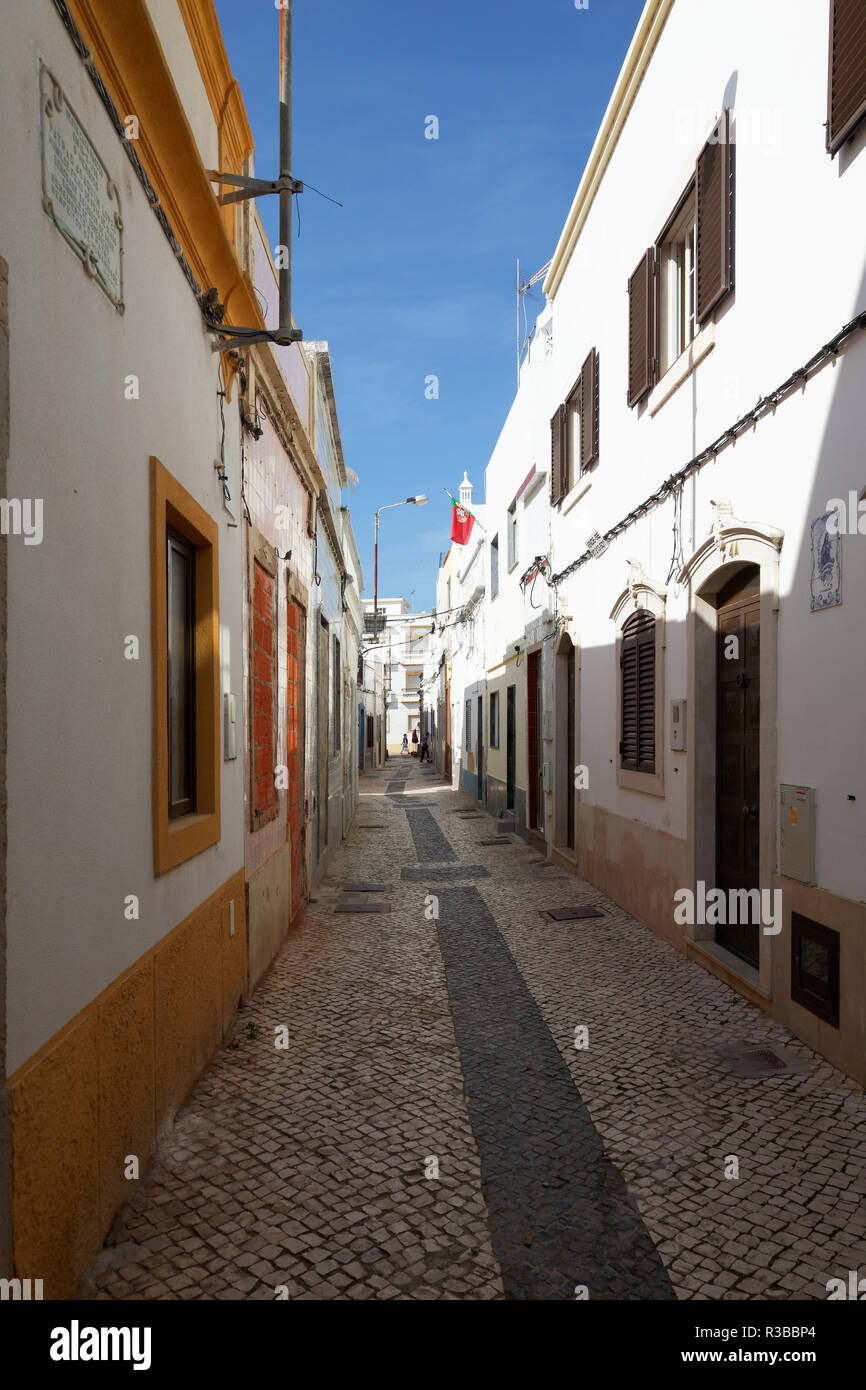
516;256;552;387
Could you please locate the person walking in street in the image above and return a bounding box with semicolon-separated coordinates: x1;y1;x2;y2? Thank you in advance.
401;733;409;756
420;732;430;763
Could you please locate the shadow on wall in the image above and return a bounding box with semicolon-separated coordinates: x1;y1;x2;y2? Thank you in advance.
542;253;866;1085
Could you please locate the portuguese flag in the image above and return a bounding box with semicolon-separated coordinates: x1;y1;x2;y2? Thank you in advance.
448;493;476;546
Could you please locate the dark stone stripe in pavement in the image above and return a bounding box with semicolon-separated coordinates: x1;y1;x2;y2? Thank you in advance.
436;886;675;1301
404;807;456;862
401;865;490;881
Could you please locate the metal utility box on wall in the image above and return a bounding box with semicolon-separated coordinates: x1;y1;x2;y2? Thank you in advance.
780;784;816;883
671;698;686;750
224;692;238;760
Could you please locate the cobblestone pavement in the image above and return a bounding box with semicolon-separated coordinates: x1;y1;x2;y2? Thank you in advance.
85;759;866;1300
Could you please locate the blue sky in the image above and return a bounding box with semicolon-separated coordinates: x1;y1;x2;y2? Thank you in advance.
214;0;645;609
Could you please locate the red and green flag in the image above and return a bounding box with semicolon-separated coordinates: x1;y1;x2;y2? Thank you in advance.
448;493;476;545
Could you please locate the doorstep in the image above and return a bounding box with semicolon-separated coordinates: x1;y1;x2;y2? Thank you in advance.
686;939;771;1006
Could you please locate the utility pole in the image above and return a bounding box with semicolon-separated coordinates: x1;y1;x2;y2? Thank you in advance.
206;2;303;351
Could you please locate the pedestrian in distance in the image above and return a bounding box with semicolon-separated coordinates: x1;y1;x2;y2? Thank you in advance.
401;733;409;756
420;733;430;763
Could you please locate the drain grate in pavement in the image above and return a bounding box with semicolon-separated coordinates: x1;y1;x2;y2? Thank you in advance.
357;824;387;830
340;883;393;893
719;1045;812;1078
478;838;515;846
333;901;391;914
544;906;605;921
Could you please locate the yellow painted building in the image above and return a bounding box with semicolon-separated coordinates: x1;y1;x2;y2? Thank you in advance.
0;0;263;1296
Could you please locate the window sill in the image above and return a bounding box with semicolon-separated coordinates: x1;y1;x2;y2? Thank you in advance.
648;322;716;417
616;766;665;797
156;810;220;876
562;475;592;516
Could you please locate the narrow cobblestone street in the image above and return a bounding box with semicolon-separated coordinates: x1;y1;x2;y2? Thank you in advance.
85;760;866;1301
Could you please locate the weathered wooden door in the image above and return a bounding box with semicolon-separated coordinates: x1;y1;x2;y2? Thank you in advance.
287;598;306;914
716;570;760;966
506;684;515;811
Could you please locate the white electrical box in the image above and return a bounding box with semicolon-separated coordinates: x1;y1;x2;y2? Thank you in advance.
224;692;237;760
542;761;552;792
671;699;686;750
780;784;816;883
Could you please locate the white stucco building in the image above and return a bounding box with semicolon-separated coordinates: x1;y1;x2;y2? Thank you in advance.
439;0;866;1084
361;595;434;755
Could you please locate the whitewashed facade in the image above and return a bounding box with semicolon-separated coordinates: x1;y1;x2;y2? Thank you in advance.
440;0;866;1083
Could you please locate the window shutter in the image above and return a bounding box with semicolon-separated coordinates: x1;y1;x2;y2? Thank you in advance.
550;404;567;504
827;0;866;154
620;611;655;774
580;348;599;471
559;403;569;499
627;250;655;407
695;110;733;322
620;640;638;771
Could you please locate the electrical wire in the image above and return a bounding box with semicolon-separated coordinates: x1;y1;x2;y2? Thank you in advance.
549;308;866;587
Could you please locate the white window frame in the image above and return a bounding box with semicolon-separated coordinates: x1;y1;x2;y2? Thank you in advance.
660;189;697;375
506;500;518;571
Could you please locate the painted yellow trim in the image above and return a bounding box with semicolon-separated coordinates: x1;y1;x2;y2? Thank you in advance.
8;869;247;1298
176;0;255;250
151;457;221;875
177;0;254;162
543;0;675;299
66;0;264;330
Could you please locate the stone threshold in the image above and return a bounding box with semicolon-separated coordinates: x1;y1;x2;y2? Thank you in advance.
687;939;770;1005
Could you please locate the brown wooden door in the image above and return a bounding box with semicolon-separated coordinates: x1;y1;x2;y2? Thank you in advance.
716;578;760;966
287;599;306;917
527;651;544;832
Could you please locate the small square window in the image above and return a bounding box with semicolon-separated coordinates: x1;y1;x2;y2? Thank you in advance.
791;913;839;1027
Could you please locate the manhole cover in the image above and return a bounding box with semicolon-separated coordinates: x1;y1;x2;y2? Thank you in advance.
340;883;392;893
333;902;391;914
720;1045;812;1078
546;906;605;921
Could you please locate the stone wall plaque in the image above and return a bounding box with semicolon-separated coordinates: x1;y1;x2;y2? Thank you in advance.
39;60;124;312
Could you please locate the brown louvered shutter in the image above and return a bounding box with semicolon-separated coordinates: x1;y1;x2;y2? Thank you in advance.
627;250;654;407
559;403;569;499
550;404;567;504
696;110;733;322
827;0;866;154
579;348;599;471
620;610;655;774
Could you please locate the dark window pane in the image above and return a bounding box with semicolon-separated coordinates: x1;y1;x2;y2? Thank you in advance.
167;529;195;818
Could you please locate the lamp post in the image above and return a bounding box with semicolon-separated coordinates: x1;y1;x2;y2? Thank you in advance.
372;495;427;633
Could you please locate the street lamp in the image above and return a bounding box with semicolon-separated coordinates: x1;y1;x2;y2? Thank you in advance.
373;495;427;633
